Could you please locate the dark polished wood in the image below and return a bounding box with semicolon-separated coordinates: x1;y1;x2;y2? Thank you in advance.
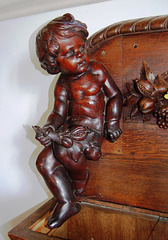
87;15;168;51
8;14;168;239
33;13;122;228
85;15;168;214
8;197;168;240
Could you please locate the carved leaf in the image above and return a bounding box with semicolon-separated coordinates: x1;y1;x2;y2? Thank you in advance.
125;82;138;95
124;95;140;106
161;71;168;83
140;61;155;82
152;75;168;98
130;103;139;119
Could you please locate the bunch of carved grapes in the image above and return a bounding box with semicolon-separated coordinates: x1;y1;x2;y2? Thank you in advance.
153;104;168;129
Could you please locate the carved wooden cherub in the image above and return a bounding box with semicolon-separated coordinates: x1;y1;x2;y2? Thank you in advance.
34;13;122;229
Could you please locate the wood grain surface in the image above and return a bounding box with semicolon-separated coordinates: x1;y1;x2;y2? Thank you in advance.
9;15;168;240
86;16;168;214
8;198;168;240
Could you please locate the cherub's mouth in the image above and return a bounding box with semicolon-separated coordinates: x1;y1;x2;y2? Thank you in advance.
77;60;87;68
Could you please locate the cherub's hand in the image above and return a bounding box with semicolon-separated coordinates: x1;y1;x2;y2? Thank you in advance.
33;125;53;147
104;120;122;143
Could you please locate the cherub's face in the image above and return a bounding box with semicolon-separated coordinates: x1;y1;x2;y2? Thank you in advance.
56;35;89;76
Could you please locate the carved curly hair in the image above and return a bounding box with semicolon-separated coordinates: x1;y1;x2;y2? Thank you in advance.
36;13;89;74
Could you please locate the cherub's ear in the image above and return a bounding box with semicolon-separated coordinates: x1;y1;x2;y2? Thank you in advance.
62;137;73;148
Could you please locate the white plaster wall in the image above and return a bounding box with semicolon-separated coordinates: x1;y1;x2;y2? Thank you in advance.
0;0;168;239
0;0;109;21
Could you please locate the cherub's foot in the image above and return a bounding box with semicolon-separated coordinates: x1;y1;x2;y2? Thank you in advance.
47;201;81;229
73;169;89;196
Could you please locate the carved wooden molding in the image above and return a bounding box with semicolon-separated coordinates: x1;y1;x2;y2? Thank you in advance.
87;15;168;51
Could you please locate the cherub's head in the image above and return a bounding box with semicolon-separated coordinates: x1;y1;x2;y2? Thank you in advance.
36;13;89;75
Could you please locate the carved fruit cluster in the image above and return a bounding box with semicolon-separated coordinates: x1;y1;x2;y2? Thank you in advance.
153;103;168;129
123;62;168;129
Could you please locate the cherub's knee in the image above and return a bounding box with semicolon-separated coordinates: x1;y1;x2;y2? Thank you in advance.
36;151;45;173
36;146;61;175
36;146;52;173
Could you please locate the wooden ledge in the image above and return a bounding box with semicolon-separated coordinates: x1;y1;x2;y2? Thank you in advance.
8;198;168;240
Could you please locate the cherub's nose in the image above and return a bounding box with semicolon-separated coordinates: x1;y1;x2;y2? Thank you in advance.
76;50;84;58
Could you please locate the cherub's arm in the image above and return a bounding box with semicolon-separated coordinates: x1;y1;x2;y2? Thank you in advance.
44;81;68;131
35;77;68;147
103;68;123;142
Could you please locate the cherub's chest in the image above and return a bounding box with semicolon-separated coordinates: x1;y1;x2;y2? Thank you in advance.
68;73;102;99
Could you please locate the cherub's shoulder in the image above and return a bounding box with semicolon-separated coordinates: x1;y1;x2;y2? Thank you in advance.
89;60;106;72
89;60;109;81
54;74;68;94
57;74;68;88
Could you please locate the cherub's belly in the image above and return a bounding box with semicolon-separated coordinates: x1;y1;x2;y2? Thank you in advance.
70;99;102;117
69;94;105;118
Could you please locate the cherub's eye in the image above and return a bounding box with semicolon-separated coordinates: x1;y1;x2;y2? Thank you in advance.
79;46;85;53
65;49;75;58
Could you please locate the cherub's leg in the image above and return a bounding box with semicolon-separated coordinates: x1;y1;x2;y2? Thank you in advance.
46;165;81;228
72;134;102;195
36;146;81;228
53;143;89;196
72;168;90;196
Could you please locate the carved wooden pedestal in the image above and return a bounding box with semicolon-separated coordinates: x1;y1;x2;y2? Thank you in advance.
8;197;168;240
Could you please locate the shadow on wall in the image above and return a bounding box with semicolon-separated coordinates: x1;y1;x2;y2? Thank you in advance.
0;199;48;240
27;25;60;190
1;22;60;240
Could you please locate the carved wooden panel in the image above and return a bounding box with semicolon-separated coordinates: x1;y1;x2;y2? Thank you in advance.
8;15;168;240
86;15;168;214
